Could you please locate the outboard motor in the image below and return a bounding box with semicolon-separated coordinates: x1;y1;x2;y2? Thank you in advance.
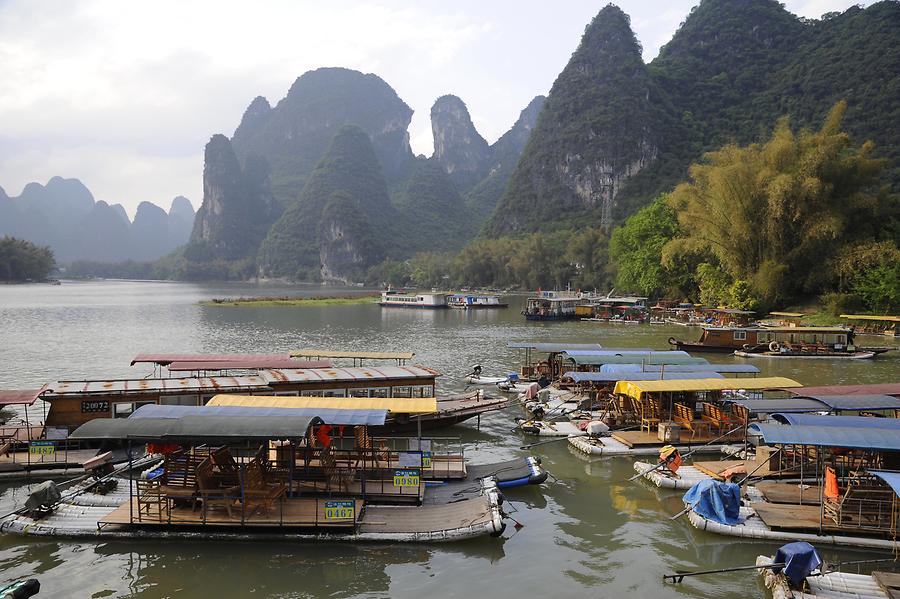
24;481;61;519
471;364;482;376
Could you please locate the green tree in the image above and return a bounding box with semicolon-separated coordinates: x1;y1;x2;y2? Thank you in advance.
0;237;55;282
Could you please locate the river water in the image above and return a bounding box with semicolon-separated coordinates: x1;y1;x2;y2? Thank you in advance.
0;280;897;598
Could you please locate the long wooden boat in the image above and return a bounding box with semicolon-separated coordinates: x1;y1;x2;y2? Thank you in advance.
522;292;579;321
757;552;898;599
671;326;890;356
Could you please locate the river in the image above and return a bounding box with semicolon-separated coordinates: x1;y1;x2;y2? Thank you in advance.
0;280;897;598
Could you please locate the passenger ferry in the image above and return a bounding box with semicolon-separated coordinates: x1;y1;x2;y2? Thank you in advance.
522;291;578;321
670;326;861;353
447;294;508;309
379;290;448;309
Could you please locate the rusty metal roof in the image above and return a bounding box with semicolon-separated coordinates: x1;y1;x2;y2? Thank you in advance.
49;375;273;396
260;365;439;384
130;353;296;366
0;387;49;406
165;359;332;371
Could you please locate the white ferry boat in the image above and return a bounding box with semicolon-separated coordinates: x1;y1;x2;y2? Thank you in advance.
379;290;448;309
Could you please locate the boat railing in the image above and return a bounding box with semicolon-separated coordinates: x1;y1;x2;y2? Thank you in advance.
824;478;899;535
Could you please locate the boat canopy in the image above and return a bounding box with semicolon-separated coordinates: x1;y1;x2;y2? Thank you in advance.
614;376;802;400
69;415;322;442
725;398;830;413
563;371;724;383
130;403;388;425
792;394;900;411
131;353;296;366
748;423;900;451
791;383;900;398
260;366;438;383
0;387;49;406
288;350;415;361
166;359;331;371
771;413;900;429
207;395;438;414
566;354;709;366
600;363;759;374
506;342;603;352
557;349;684;357
869;471;900;497
768;312;804;317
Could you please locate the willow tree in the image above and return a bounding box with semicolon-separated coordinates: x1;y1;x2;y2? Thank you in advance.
663;101;891;304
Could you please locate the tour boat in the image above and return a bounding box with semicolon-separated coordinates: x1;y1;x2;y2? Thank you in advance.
378;290;448;309
522;291;579;321
671;325;889;357
447;294;508;309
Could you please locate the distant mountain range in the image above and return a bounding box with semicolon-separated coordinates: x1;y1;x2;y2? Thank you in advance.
0;177;194;263
187;66;542;281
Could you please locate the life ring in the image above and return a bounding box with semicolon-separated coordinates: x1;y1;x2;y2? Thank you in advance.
769;341;781;352
668;337;677;346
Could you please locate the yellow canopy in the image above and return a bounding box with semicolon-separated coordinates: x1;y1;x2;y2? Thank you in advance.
289;350;415;361
208;394;437;414
613;377;802;401
840;314;900;322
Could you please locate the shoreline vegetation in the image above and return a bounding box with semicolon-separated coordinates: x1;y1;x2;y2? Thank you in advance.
199;294;380;307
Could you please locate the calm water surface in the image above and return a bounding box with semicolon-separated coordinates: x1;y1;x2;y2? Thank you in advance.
0;281;897;598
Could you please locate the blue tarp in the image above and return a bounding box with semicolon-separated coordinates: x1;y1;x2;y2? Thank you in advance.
796;394;900;411
563;371;724;383
772;542;822;586
682;480;742;526
749;423;900;451
772;413;900;430
727;398;830;413
869;470;900;498
600;363;758;374
130;403;388;426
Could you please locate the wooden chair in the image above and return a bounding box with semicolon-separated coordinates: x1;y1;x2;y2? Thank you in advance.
158;451;204;511
673;403;709;439
321;446;354;493
241;458;287;515
134;478;169;523
701;403;736;434
637;397;661;434
197;458;240;519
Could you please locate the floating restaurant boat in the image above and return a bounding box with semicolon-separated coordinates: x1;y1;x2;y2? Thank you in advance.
682;417;900;550
840;314;899;337
378;290;448;309
447;294;508;309
0;413;508;543
522;291;579;321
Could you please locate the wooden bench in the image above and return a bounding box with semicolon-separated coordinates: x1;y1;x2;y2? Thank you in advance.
633;397;661;434
701;403;736;434
321;447;355;493
673;403;709;439
158;451;204;511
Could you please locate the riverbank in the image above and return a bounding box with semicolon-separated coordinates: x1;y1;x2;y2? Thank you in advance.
199;294;380;307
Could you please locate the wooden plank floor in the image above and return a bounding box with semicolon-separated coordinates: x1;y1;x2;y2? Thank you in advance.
359;497;491;534
613;430;738;448
756;481;822;505
753;502;826;530
101;497;363;528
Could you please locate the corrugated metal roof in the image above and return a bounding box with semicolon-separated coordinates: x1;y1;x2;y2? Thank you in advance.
614;377;802;399
566;354;709;366
289;350;415;360
208;395;438;414
129;403;387;425
0;387;48;406
259;366;438;384
49;375;272;396
70;415;321;441
772;414;900;429
869;471;900;497
563;371;724;383
560;350;686;356
749;423;900;451
795;394;900;411
130;353;295;366
166;359;331;371
600;363;760;374
791;384;900;398
726;398;830;413
507;342;603;352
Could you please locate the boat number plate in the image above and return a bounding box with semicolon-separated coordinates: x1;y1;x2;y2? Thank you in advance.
29;440;56;456
422;452;432;468
393;469;420;487
324;500;355;520
82;400;110;413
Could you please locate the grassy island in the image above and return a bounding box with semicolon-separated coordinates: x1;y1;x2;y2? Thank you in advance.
199;294;380;307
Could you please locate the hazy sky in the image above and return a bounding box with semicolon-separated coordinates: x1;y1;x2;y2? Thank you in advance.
0;0;872;218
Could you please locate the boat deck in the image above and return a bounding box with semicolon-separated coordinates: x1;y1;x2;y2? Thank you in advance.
101;497;364;528
295;479;425;503
691;459;797;480
359;498;495;534
752;502;832;531
755;481;822;505
0;448;100;472
612;430;736;449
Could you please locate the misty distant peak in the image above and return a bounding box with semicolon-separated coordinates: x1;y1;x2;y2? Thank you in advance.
169;195;194;218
